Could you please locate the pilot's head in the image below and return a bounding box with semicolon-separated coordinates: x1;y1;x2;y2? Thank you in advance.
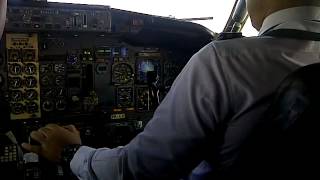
246;0;320;30
0;0;7;38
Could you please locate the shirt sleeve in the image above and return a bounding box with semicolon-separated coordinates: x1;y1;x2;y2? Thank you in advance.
70;43;232;180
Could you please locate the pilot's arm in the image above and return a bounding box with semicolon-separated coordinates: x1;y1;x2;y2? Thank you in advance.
23;43;232;180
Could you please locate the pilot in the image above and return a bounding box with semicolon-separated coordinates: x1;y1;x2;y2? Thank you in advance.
0;0;316;179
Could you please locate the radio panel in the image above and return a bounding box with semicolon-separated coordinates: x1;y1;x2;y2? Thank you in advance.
6;5;111;32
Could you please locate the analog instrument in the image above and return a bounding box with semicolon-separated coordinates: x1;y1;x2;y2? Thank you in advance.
54;64;65;73
25;89;38;101
25;76;37;88
112;63;134;84
10;90;23;102
40;64;53;73
22;50;35;61
8;50;20;62
9;63;22;75
42;100;55;112
24;63;37;75
11;103;24;115
9;77;22;89
26;102;39;114
56;99;67;111
40;75;51;87
56;88;65;97
42;89;56;98
55;75;65;86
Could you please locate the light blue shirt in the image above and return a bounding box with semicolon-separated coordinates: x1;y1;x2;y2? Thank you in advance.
70;6;320;180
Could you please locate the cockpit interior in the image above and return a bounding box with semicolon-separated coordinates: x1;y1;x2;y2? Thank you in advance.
0;0;257;179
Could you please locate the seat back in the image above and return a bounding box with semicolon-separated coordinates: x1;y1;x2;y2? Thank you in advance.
227;63;320;178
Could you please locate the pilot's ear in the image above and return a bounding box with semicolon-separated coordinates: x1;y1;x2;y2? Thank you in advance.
0;0;7;38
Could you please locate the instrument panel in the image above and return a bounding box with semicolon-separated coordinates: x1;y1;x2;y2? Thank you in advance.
0;1;214;179
6;34;41;120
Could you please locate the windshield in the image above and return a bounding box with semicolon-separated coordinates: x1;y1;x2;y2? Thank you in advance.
242;17;259;36
49;0;237;33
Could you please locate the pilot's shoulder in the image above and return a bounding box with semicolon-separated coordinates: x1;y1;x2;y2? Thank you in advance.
190;36;275;66
200;36;272;56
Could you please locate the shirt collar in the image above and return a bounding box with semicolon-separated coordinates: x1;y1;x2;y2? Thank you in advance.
259;6;320;35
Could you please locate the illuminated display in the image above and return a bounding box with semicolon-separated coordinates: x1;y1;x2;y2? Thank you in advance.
136;59;160;84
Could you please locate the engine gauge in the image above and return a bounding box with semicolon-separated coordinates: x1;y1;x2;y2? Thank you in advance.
25;89;38;101
24;63;37;75
42;100;55;112
56;88;65;97
25;76;37;88
54;64;65;73
112;63;134;84
55;75;65;86
40;64;52;73
26;102;39;114
42;89;56;98
40;75;51;87
10;90;23;102
56;99;67;111
9;77;22;89
9;63;22;75
11;103;24;115
8;49;21;62
22;50;36;61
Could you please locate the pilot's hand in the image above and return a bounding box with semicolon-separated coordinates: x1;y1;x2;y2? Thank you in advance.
21;124;82;163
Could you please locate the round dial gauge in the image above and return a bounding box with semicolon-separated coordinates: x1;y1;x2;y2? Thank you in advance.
22;50;35;61
25;89;38;101
56;99;67;111
56;88;65;97
25;76;37;88
24;63;37;75
55;75;65;86
26;102;39;114
10;90;23;102
11;103;24;115
9;77;22;89
42;89;56;98
112;63;134;84
9;63;22;75
40;75;51;87
42;100;55;112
